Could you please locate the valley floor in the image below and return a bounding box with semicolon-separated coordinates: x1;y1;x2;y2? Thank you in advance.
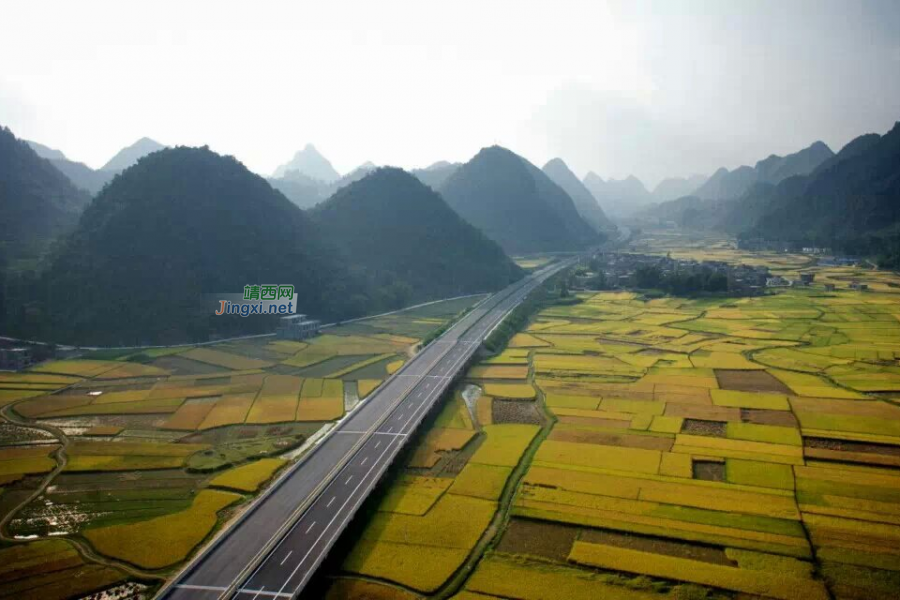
322;234;900;600
0;296;482;600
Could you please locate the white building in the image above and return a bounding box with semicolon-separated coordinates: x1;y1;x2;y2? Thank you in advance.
276;314;321;340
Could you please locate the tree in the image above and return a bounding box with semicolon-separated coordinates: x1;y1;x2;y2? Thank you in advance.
634;266;662;289
587;271;607;290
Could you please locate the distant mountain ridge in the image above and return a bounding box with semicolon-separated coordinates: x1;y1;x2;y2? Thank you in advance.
26;140;67;161
439;146;601;254
101;137;166;172
693;141;834;200
268;161;378;209
745;123;900;244
25;138;114;195
412;161;460;190
648;123;900;255
652;174;708;203
583;172;652;217
542;158;616;232
0;126;90;251
272;144;340;183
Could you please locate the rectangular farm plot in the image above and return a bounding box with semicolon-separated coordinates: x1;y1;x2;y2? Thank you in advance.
161;398;218;430
770;369;866;398
0;540;125;600
690;350;763;370
65;440;207;471
245;375;303;424
467;365;529;380
30;360;122;377
198;393;256;429
715;369;794;394
711;389;790;410
482;349;530;364
534;440;662;474
210;458;286;493
323;353;396;378
378;476;452;515
296;378;344;421
408;428;476;468
568;541;828;600
0;445;59;477
463;553;677;600
726;422;803;446
357;379;381;399
182;347;273;370
673;433;805;465
508;333;551;348
280;345;337;368
482;383;535;400
449;463;512;500
84;489;240;569
534;354;644;378
345;494;496;592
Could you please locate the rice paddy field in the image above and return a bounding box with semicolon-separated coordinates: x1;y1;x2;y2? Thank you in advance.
0;296;480;599
324;243;900;600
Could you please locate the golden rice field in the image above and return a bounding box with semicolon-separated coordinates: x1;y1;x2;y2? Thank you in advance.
0;295;479;596
327;249;900;600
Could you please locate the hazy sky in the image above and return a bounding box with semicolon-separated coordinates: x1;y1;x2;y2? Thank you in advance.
3;0;898;187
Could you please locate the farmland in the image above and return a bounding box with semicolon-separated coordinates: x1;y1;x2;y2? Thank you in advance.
324;241;900;600
0;295;480;599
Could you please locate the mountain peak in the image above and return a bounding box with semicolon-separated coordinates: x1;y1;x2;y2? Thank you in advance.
440;146;600;254
273;144;340;183
543;159;615;233
544;157;567;168
26;139;67;161
311;166;521;306
584;171;605;185
101;137;166;172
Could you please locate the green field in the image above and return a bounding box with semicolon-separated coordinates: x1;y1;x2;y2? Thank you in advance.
0;295;480;595
323;237;900;600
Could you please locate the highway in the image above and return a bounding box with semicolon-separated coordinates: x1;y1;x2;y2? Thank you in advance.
159;257;576;600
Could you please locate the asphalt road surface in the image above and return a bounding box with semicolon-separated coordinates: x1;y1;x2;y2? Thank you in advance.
159;258;576;600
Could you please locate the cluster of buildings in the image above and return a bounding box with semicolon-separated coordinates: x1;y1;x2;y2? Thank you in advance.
765;273;816;287
579;252;772;296
577;253;872;296
766;273;869;291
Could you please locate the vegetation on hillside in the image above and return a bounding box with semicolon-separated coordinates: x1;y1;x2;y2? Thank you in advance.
313;167;523;309
25;146;364;345
440;146;601;254
0;125;89;257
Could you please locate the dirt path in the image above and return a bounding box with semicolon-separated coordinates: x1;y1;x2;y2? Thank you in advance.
0;400;165;583
0;402;72;540
433;350;552;600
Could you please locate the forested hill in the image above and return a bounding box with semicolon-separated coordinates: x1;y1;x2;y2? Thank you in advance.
745;122;900;245
647;122;900;259
0;125;90;253
313;168;523;305
693;140;834;201
36;146;367;345
440;146;601;254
